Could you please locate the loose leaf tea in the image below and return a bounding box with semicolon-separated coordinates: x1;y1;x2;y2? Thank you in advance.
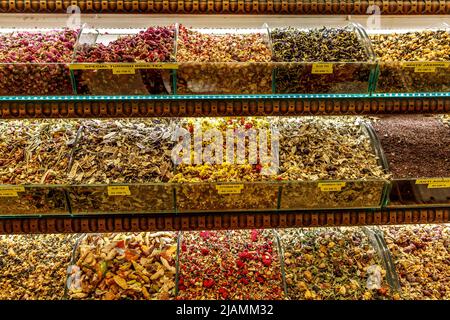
381;224;450;300
0;120;80;185
73;26;176;95
370;30;450;92
0;29;78;95
272;27;368;62
176;26;273;94
0;234;78;300
271;26;373;93
68;232;177;300
279;227;397;300
68;119;177;214
69;119;176;184
0;120;80;215
275;117;387;209
170;117;279;211
178;230;285;300
372;115;450;178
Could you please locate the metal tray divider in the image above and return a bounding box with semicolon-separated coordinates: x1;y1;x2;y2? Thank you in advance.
361;121;390;208
352;22;378;94
69;24;89;95
173;23;179;95
65;124;85;215
262;22;276;94
272;229;288;299
371;227;403;294
64;233;87;300
175;231;182;297
361;226;398;298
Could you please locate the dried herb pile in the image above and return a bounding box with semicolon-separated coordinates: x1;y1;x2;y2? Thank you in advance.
271;26;372;93
279;227;396;300
370;30;450;92
276;117;386;181
372;115;450;178
69;119;176;184
74;26;175;95
271;27;368;62
178;230;285;300
68;232;177;300
0;120;80;184
176;26;273;94
0;29;78;95
381;224;450;300
0;234;78;300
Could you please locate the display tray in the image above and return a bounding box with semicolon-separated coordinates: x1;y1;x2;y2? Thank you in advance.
387;179;450;208
0;185;69;216
369;115;450;208
2;115;450;215
0;28;80;96
4;226;447;300
277;227;401;300
0;21;448;97
70;27;177;96
368;25;450;94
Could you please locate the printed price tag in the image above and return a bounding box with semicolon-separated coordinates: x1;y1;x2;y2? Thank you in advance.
312;63;333;74
416;178;450;184
107;186;131;196
0;190;18;197
415;178;450;189
414;66;436;73
216;184;244;195
112;67;136;75
0;185;25;192
402;62;449;73
69;63;178;71
318;182;346;192
428;181;450;189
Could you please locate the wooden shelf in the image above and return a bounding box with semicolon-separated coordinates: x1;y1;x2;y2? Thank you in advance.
0;207;448;234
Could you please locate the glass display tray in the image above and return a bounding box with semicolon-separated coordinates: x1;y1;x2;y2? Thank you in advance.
63;227;407;300
0;120;390;216
0;179;390;217
1;16;449;97
367;23;450;94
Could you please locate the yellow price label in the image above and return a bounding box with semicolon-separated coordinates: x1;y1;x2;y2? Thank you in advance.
69;63;178;71
0;185;25;192
0;190;19;197
416;178;450;185
107;186;131;196
112;67;136;75
312;63;333;74
414;66;436;73
318;182;346;192
427;182;450;189
216;184;244;195
402;62;449;73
